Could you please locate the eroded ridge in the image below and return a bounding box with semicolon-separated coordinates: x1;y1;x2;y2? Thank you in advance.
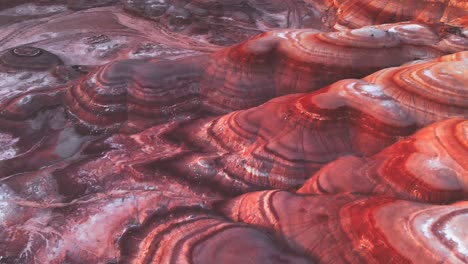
298;118;468;204
201;22;468;112
219;190;468;263
322;0;468;30
119;208;312;264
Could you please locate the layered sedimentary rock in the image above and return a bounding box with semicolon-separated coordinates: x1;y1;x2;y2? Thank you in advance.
161;82;415;192
3;40;464;192
151;54;468;192
323;0;468;30
5;20;465;134
0;1;467;264
0;178;222;263
63;56;208;133
219;190;468;264
365;58;468;126
119;209;311;264
298;118;468;204
201;21;468;112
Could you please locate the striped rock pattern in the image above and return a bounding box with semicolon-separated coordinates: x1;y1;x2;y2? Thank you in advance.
160;81;415;192
0;1;466;264
298;118;468;204
119;209;312;264
6;21;465;133
323;0;468;30
219;190;468;263
201;21;468;113
63;56;208;133
149;55;468;192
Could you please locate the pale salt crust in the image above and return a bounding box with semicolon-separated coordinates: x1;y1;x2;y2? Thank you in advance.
0;184;17;223
44;196;144;262
0;133;18;161
423;69;437;80
442;214;468;256
275;31;288;40
0;3;67;16
419;214;435;238
0;72;54;96
388;24;426;33
73;198;132;243
46;36;131;65
425;158;447;170
245;164;269;178
344;81;414;126
351;27;387;38
413;207;468;262
290;31;302;43
360;84;386;96
129;43;199;60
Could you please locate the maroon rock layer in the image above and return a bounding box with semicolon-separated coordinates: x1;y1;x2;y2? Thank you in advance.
119;209;312;264
323;0;468;30
219;190;468;263
298;118;468;204
160;81;415;192
64;56;208;133
202;21;468;113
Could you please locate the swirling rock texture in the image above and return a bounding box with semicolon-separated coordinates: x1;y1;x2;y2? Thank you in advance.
201;21;468;113
0;1;467;264
298;118;468;204
321;0;468;30
218;191;468;263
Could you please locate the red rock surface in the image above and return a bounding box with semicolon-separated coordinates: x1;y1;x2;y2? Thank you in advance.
0;1;466;264
298;118;468;203
219;190;468;263
322;0;468;30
